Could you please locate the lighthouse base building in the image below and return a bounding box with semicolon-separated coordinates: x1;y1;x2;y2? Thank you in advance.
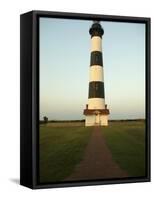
83;21;110;126
84;104;109;126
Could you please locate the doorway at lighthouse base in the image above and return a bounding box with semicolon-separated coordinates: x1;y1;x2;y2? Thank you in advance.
83;108;110;126
85;114;108;126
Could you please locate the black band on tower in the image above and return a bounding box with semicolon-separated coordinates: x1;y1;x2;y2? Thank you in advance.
90;51;103;66
88;81;105;98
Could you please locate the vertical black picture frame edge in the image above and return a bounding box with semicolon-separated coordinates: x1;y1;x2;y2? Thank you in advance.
20;11;33;188
145;17;151;182
20;10;151;189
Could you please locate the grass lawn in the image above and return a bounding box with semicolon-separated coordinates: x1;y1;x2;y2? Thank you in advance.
102;121;146;177
39;125;92;183
39;121;146;183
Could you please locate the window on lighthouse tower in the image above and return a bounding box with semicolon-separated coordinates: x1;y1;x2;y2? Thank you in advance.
96;83;98;90
95;54;99;62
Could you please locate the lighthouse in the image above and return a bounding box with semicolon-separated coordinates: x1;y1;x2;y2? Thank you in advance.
83;21;109;126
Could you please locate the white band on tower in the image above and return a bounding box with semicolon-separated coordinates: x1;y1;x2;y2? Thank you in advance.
89;65;104;82
88;98;105;109
91;36;102;52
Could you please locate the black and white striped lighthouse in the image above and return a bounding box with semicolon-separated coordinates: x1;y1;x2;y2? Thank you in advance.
84;21;109;126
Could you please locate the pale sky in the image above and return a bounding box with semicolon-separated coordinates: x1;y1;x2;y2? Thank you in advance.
39;17;145;120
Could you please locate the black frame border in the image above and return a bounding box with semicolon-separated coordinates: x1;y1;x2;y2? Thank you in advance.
20;10;151;189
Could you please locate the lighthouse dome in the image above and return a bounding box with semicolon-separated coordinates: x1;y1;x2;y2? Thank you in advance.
89;22;104;37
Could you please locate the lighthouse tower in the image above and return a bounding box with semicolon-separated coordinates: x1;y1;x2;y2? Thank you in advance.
83;21;109;126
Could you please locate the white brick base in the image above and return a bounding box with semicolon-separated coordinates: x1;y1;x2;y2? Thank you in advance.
85;114;108;126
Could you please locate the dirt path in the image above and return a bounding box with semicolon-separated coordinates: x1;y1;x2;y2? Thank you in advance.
65;126;128;181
